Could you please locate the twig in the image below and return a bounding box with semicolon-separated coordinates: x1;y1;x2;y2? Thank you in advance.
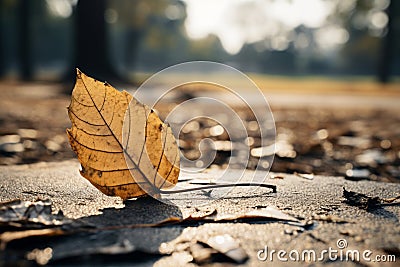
159;183;277;194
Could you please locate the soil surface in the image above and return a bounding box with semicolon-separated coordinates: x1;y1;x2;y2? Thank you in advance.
0;161;399;266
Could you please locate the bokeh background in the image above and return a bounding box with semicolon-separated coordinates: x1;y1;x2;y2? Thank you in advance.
0;0;399;83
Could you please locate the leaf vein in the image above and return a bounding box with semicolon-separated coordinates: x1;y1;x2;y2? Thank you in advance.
69;134;122;154
159;146;178;189
153;124;168;186
69;109;106;127
72;95;95;107
75;127;113;137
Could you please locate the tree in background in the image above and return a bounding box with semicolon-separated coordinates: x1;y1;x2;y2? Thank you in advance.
378;0;399;83
106;0;228;73
0;0;398;81
334;0;399;81
74;0;121;82
18;0;33;80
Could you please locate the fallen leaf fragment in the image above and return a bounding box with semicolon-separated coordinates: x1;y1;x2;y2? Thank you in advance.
0;228;65;250
189;242;216;264
67;69;180;199
204;207;300;222
182;207;217;220
179;206;300;224
206;234;248;263
41;235;162;265
380;195;400;204
345;189;400;210
0;199;68;228
342;187;384;210
26;247;53;265
159;234;248;264
270;174;285;179
294;172;314;180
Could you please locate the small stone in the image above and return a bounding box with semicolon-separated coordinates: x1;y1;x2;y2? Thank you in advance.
45;140;62;152
345;169;370;180
0;135;20;144
0;143;24;153
380;139;391;149
356;149;387;166
17;129;38;139
209;125;225;136
316;129;329;140
337;136;371;149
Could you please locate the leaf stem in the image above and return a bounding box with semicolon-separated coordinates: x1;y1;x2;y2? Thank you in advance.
159;183;277;194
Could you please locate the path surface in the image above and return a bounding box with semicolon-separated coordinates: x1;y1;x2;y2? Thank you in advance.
0;160;399;266
129;86;400;110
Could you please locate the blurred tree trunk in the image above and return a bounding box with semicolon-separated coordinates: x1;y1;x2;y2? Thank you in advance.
18;0;33;81
74;0;121;82
0;1;4;77
124;29;142;71
378;0;397;83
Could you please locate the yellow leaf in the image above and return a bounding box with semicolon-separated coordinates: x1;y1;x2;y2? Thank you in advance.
67;69;180;200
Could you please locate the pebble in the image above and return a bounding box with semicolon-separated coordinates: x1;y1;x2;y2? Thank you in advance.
17;129;38;139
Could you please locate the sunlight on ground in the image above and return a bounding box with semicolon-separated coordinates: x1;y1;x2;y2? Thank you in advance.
133;72;400;96
246;74;400;96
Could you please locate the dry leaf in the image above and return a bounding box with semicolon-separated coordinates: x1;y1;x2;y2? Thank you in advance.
67;69;180;199
207;207;300;222
189;242;216;264
0;228;65;250
294;172;314;180
181;206;299;223
342;187;399;210
0;199;68;228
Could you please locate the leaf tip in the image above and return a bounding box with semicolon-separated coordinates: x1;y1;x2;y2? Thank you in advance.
76;68;82;78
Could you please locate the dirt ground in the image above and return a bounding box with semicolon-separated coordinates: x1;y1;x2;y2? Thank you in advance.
0;80;399;183
1;160;399;266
